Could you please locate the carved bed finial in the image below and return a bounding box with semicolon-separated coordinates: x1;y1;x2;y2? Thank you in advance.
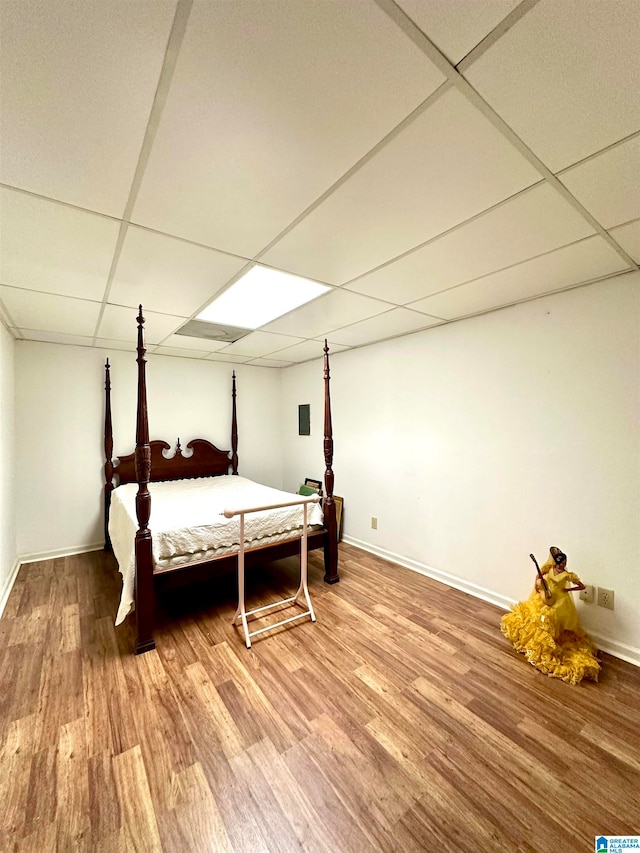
176;438;182;456
231;370;239;475
323;340;334;498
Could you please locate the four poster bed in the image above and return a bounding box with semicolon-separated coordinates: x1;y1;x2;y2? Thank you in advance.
104;307;339;654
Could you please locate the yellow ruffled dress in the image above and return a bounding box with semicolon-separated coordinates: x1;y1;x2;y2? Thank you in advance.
501;568;600;685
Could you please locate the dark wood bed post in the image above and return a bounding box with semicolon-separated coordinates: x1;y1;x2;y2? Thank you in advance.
104;359;114;552
231;370;239;475
323;340;339;584
134;306;156;654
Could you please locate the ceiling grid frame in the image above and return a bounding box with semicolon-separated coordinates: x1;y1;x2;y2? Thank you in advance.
144;97;454;357
454;0;541;73
349;231;612;308
149;82;455;351
373;0;639;272
340;179;548;290
411;267;634;327
91;0;195;344
0;0;637;365
554;129;640;179
405;235;631;313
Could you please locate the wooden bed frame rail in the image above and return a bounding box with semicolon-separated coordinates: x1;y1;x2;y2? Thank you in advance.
104;305;339;654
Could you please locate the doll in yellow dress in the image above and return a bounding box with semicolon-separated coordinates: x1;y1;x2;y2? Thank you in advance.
501;546;600;685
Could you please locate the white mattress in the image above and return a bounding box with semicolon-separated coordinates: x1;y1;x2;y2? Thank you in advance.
109;475;324;625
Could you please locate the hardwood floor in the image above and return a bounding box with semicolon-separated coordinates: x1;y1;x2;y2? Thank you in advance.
1;543;639;852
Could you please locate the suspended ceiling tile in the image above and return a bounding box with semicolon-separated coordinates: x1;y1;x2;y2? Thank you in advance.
160;333;229;352
344;183;594;303
610;220;640;263
0;0;176;216
217;331;304;358
407;236;630;319
261;88;540;284
98;304;184;344
262;289;392;339
559;136;640;230
17;330;94;347
0;287;100;335
328;308;442;347
151;346;209;359
0;189;120;301
245;358;293;368
269;339;349;364
95;338;138;352
110;227;247;317
396;0;521;64
204;352;251;364
132;0;444;257
465;0;640;172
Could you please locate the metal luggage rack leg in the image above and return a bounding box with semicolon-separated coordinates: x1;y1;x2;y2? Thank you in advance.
225;495;319;649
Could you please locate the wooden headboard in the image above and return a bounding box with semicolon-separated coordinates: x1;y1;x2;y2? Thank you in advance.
105;359;238;487
114;438;233;485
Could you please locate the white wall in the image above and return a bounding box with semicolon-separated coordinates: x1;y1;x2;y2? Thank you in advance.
281;273;640;658
11;274;640;660
15;343;283;556
0;321;17;610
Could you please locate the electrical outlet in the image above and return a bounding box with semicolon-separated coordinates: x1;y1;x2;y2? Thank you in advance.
371;517;378;530
579;584;594;604
597;587;615;610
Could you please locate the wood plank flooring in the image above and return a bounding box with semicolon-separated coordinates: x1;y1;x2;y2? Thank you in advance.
1;543;639;852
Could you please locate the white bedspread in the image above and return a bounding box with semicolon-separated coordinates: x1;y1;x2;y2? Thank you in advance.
109;475;323;626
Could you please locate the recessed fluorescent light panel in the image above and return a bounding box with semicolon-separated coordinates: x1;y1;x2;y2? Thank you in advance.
196;266;330;329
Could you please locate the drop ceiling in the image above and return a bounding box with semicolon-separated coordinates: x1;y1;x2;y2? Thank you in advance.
0;0;638;368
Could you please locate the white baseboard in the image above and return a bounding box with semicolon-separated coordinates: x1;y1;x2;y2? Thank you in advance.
0;557;21;619
343;535;515;611
18;542;104;564
342;535;640;668
1;543;105;619
587;634;640;668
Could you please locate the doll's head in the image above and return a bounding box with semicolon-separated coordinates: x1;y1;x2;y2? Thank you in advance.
550;546;567;568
